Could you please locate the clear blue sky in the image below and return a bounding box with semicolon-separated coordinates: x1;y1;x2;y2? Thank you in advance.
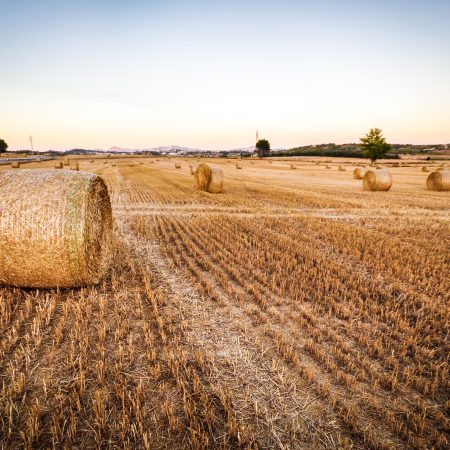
1;0;449;150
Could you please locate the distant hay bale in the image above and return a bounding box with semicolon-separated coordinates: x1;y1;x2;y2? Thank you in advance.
421;166;430;172
353;167;368;179
0;169;113;288
112;162;116;167
140;162;144;165
89;159;94;163
290;164;296;169
194;163;223;193
175;163;181;169
362;169;392;191
338;165;346;171
427;171;450;191
326;164;331;169
69;162;79;171
37;158;42;163
103;161;108;164
250;161;255;164
63;158;69;166
11;161;20;169
190;166;195;175
236;163;242;169
315;161;320;165
54;162;63;169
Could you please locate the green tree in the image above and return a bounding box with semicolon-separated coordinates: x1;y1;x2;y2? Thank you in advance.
0;139;7;153
359;128;390;162
256;139;271;157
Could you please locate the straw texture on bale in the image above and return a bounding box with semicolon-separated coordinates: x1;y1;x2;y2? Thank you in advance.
0;169;113;288
55;162;63;169
338;165;346;171
362;169;392;191
175;163;181;169
353;167;368;179
69;162;79;171
11;162;20;169
421;166;430;172
426;171;450;191
194;163;223;193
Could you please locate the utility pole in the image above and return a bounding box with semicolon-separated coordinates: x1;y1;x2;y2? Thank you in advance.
30;135;34;152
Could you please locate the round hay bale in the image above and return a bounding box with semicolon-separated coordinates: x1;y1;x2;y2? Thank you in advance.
362;169;392;191
338;165;346;171
0;169;113;288
112;162;116;167
54;162;63;169
290;164;296;169
421;166;430;172
353;167;368;179
63;158;69;166
326;164;331;169
194;163;223;193
11;161;20;169
236;163;242;169
175;163;181;169
69;162;79;171
426;171;450;191
103;161;108;164
250;161;255;165
89;159;94;163
37;158;42;163
140;162;144;165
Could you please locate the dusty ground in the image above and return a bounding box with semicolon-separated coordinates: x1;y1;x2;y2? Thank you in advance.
0;156;449;449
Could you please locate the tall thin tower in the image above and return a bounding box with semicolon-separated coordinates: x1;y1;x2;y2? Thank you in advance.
256;129;259;142
29;135;34;152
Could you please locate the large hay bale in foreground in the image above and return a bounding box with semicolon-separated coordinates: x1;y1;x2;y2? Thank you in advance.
362;169;392;191
353;167;368;179
0;170;113;288
11;161;20;169
194;163;223;193
427;171;450;191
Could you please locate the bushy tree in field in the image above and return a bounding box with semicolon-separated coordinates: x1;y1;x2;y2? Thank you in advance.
360;128;391;162
256;139;271;157
0;139;7;153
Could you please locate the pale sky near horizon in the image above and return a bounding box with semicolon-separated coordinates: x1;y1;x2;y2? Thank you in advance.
1;0;449;151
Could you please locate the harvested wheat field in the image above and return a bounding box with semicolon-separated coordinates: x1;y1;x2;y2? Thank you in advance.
0;157;449;449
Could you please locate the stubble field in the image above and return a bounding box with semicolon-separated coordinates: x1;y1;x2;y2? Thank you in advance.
0;157;448;449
